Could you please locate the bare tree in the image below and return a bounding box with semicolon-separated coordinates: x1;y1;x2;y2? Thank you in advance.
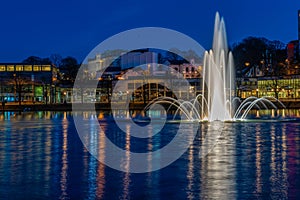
22;56;51;65
60;56;79;82
6;74;33;106
50;54;63;67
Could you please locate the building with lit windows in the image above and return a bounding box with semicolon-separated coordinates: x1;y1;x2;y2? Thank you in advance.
236;78;258;98
168;59;202;79
87;53;120;78
237;75;300;101
237;10;300;101
0;63;59;103
257;76;300;99
120;50;158;71
287;40;299;62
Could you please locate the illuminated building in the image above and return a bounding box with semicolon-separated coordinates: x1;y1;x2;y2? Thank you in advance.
238;76;300;100
0;63;59;103
119;49;157;70
87;53;120;78
257;76;300;99
168;59;202;79
237;10;300;100
287;40;299;63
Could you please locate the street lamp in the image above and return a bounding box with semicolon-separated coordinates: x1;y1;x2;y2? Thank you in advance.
63;91;67;104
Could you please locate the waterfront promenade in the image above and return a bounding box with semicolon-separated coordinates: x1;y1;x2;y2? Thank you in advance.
1;102;148;111
2;99;300;112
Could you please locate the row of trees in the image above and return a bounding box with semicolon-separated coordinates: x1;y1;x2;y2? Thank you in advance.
231;36;287;77
231;37;290;99
22;55;80;82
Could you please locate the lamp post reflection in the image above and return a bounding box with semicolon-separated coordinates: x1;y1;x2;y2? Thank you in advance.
269;124;288;198
60;114;69;199
96;125;106;199
85;113;106;199
255;124;262;196
146;124;161;200
186;143;194;200
121;124;131;200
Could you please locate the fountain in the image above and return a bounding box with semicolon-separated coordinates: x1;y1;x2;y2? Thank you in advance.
201;12;235;121
145;12;286;122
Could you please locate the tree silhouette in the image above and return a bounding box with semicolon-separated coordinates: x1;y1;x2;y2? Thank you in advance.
22;56;51;65
60;56;79;82
232;37;286;77
6;73;34;106
50;54;63;67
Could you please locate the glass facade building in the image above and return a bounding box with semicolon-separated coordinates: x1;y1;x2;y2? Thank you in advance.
0;63;59;103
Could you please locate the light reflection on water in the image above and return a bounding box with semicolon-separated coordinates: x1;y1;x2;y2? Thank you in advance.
246;108;300;119
60;114;68;199
0;111;300;199
199;123;237;200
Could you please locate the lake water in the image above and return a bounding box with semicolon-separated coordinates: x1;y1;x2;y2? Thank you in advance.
0;111;300;199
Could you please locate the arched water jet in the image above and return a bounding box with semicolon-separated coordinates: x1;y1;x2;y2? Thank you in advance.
240;98;278;119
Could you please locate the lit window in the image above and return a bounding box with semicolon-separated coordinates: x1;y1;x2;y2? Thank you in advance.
7;65;15;71
24;65;32;71
16;65;23;71
33;65;41;71
42;65;51;71
0;65;5;71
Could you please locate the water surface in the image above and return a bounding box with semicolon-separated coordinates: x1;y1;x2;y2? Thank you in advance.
0;111;299;199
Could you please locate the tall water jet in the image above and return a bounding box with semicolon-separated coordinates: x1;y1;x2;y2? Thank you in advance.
202;12;235;121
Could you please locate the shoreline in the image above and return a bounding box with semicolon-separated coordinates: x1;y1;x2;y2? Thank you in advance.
1;101;300;112
1;102;146;112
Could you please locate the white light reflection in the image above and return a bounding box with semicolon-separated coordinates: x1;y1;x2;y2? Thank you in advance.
255;124;262;196
60;113;69;199
146;124;161;200
96;123;106;199
186;141;194;200
87;114;99;200
121;124;131;200
281;124;288;198
44;125;52;196
269;123;288;198
200;122;236;199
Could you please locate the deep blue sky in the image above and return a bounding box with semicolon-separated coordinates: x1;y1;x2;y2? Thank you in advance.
0;0;299;62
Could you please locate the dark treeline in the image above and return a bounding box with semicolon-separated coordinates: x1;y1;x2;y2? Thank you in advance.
231;36;288;76
22;54;80;82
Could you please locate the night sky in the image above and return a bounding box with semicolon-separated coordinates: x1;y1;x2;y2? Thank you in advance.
1;0;299;62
